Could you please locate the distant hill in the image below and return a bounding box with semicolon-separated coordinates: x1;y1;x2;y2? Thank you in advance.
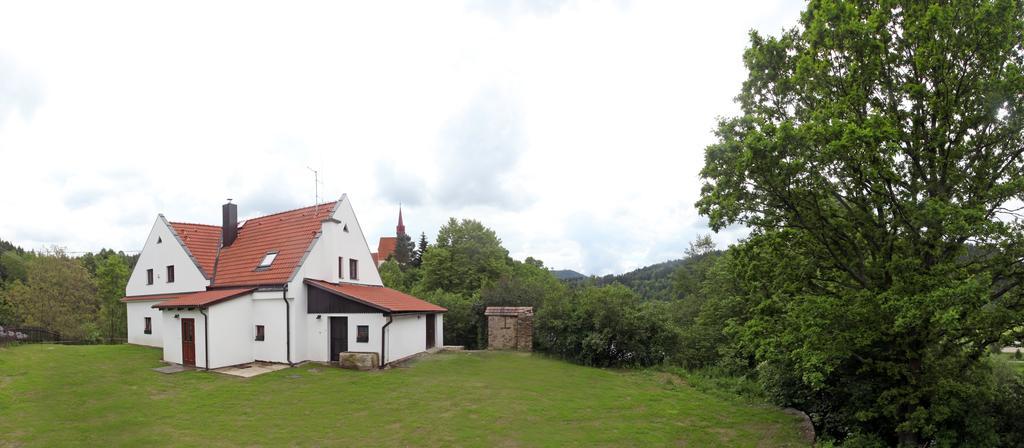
550;269;587;280
558;259;686;301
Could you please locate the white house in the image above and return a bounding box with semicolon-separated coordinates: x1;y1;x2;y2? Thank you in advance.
120;196;445;370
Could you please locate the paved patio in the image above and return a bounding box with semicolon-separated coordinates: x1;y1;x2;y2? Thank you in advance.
152;364;191;374
214;362;291;378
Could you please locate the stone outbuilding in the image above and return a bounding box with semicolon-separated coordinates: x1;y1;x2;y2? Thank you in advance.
484;307;533;351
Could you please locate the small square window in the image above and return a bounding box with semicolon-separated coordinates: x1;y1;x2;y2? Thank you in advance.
257;252;278;269
349;259;358;280
255;325;265;341
146;269;154;285
144;317;152;334
166;265;175;283
357;325;369;343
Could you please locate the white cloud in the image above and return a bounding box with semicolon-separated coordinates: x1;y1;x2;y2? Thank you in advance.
0;0;804;273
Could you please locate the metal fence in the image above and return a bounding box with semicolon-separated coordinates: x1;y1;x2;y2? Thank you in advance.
0;325;127;346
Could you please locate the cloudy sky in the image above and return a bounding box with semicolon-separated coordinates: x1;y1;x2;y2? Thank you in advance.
0;0;804;275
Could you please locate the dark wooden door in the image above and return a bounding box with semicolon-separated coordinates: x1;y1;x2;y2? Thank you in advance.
330;316;348;362
426;314;436;349
181;318;196;366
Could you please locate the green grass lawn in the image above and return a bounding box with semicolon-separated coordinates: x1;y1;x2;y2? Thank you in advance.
994;351;1024;374
0;344;808;447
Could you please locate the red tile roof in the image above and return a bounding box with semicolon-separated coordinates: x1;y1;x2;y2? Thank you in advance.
305;279;446;313
213;202;337;287
484;306;534;316
150;288;256;309
376;237;397;263
168;222;221;277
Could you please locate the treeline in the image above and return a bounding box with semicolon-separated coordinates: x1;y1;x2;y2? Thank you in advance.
0;240;136;341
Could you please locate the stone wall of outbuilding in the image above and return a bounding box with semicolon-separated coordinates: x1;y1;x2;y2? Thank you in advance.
485;307;533;351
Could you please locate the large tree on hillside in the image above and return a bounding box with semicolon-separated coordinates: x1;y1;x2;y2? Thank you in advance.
417;218;511;297
96;254;130;341
5;249;100;340
697;0;1024;445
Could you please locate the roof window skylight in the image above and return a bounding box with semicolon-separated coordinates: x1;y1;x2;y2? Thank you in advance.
257;252;278;269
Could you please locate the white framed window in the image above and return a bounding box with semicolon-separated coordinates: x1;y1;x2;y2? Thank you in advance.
257;252;278;269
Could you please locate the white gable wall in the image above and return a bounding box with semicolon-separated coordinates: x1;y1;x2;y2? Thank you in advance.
125;301;163;347
126;216;210;349
126;216;209;296
287;195;384;362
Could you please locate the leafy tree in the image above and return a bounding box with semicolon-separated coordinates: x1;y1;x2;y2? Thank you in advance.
0;251;29;285
379;259;422;293
535;283;679;367
96;254;130;341
378;259;406;290
697;1;1024;444
671;235;723;324
670;249;750;371
417;218;511;296
412;232;428;267
417;289;478;348
6;249;100;340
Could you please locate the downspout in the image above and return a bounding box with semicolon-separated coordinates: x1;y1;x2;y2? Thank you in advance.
282;284;293;366
380;314;393;368
199;308;210;371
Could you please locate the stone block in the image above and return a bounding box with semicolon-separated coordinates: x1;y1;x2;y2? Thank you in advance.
338;352;379;370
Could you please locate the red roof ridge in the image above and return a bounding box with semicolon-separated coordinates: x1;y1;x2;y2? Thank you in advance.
243;201;338;224
168;221;221;228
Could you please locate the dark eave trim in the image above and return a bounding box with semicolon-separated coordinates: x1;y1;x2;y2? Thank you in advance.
303;279;391;313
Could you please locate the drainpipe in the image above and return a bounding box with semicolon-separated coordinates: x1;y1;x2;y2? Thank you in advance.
380;314;393;368
199;308;210;371
282;284;293;366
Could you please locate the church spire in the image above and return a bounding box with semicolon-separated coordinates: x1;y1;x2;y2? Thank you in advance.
396;204;406;236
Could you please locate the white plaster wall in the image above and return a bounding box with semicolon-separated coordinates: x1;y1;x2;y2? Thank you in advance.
126;301;164;347
305;313;386;362
126;216;209;296
290;196;383;287
162;309;208;369
386;313;426;363
288;195;384;362
253;296;289;363
208;295;255;368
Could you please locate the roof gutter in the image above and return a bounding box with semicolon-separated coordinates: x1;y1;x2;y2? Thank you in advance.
199;308;210;371
282;283;292;366
381;313;393;368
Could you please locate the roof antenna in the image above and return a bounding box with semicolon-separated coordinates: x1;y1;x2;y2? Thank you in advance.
307;167;322;213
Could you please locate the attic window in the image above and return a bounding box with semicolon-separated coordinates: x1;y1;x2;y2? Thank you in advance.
343;224;349;233
157;237;162;244
256;252;278;269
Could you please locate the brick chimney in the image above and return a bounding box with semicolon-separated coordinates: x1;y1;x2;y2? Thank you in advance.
222;200;238;247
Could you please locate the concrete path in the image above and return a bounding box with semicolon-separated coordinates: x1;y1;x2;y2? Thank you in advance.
215;362;290;378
